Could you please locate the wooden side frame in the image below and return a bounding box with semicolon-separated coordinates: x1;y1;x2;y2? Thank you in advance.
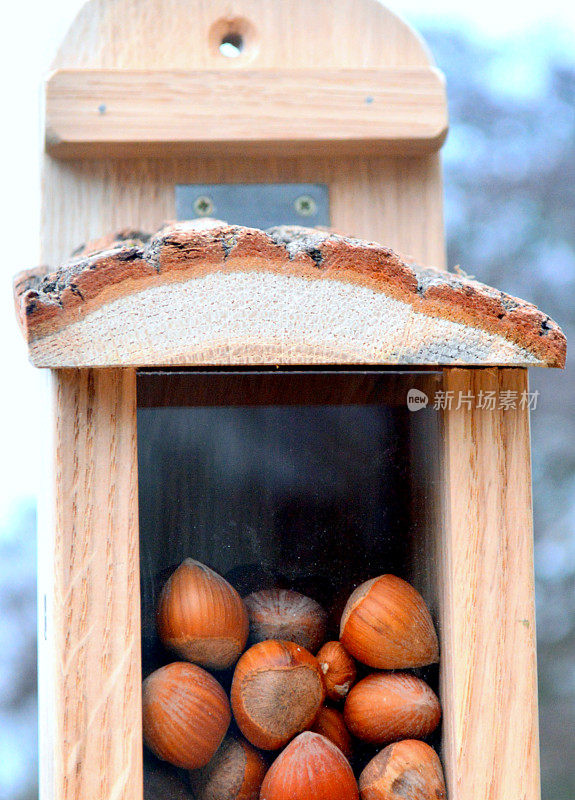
39;369;142;799
440;367;540;799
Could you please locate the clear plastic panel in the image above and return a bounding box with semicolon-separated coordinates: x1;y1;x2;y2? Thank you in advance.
137;369;444;797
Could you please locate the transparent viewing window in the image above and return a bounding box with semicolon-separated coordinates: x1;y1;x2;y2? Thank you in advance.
137;369;444;797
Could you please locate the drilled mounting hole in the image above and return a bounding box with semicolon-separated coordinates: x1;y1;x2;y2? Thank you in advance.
220;32;244;58
209;17;258;62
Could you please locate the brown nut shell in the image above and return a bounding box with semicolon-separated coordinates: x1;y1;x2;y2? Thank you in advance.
344;672;440;745
340;574;439;669
311;705;353;759
359;740;446;800
157;558;249;669
244;589;327;653
231;640;325;750
317;641;357;701
188;734;267;800
142;662;231;769
260;731;359;800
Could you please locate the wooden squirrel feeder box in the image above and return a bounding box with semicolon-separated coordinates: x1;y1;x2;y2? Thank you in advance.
14;1;566;799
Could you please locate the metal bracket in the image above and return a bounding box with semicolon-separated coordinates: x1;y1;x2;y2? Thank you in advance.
175;183;330;229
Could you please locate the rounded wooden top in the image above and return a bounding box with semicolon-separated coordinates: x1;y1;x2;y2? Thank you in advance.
52;0;435;70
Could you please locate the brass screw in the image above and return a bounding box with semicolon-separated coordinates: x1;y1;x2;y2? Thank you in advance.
194;196;214;216
294;195;317;217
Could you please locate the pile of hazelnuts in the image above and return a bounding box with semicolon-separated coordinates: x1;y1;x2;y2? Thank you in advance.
143;559;446;800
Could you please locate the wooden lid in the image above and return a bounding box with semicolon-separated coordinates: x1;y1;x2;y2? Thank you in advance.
14;219;565;368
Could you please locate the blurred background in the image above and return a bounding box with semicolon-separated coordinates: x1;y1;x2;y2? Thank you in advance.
0;0;574;798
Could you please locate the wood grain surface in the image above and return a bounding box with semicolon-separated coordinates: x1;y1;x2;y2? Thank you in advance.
440;367;540;800
39;5;447;795
37;1;543;799
42;369;142;800
42;0;446;270
16;221;565;368
45;67;447;158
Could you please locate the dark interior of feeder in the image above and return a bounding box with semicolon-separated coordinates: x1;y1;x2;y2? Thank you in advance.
136;369;443;796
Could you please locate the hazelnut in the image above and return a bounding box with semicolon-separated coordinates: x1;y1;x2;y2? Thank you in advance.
311;705;353;759
231;640;325;750
359;740;446;800
142;662;230;769
188;734;267;800
244;589;327;653
344;672;440;745
260;731;359;800
340;575;439;669
157;558;248;669
316;641;357;701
